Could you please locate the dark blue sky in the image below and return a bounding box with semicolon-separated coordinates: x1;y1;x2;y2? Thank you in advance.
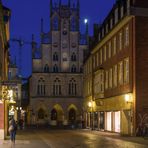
2;0;116;77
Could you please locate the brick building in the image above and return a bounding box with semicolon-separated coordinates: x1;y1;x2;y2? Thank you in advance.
83;0;148;135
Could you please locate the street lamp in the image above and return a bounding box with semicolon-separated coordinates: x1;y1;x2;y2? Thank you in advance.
88;101;94;130
124;94;133;136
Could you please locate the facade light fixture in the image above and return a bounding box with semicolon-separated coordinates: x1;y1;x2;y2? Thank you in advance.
125;94;132;104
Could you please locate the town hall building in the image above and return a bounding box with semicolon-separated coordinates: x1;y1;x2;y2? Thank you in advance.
28;0;88;127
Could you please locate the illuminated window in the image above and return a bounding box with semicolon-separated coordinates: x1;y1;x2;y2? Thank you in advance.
113;37;116;55
119;32;122;50
106;112;112;131
100;49;102;64
104;46;106;62
94;71;104;95
108;41;111;58
113;65;117;87
118;61;123;85
125;26;129;46
124;58;129;84
114;111;120;133
105;71;108;90
109;68;113;88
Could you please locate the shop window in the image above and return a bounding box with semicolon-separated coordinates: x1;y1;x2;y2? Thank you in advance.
106;112;112;131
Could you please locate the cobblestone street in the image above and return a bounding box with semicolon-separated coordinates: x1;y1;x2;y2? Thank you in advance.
0;129;148;148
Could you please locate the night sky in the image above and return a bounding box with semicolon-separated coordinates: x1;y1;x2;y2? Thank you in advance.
2;0;116;78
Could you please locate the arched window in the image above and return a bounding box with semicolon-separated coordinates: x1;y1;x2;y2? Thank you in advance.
44;64;49;73
53;64;58;72
53;52;58;61
69;108;76;121
51;109;57;120
71;65;76;73
38;108;45;119
68;78;77;95
53;16;58;31
37;78;46;95
71;17;77;31
53;78;61;96
71;52;76;61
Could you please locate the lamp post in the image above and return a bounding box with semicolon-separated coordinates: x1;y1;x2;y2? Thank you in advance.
88;101;94;130
125;94;133;136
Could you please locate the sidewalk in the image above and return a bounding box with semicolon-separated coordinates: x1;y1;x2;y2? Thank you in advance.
81;129;148;146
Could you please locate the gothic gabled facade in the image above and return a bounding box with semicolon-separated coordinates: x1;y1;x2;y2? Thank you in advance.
29;0;88;126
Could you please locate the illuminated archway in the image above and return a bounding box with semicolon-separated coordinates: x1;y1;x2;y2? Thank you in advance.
51;104;64;121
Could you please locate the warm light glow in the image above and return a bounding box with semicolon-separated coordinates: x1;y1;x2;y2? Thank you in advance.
125;94;132;103
8;90;13;98
88;101;92;107
125;94;130;102
16;107;18;110
0;100;3;104
20;107;22;110
9;99;16;104
84;19;88;24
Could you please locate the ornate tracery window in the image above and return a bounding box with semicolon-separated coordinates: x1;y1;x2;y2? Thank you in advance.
37;78;46;95
68;78;77;95
53;78;61;96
